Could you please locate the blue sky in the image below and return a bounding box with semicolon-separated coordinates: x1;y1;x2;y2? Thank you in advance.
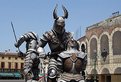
0;0;121;52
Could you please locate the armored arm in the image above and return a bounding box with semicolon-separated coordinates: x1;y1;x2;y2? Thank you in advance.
48;55;63;79
48;58;58;79
37;47;46;58
38;38;47;48
15;32;38;48
57;56;63;73
38;31;51;48
82;54;87;70
15;36;26;48
15;33;31;48
81;54;87;79
15;35;27;57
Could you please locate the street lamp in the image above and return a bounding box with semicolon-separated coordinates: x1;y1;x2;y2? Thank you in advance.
93;50;97;82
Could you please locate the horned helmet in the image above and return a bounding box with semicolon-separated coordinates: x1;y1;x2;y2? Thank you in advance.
53;5;68;34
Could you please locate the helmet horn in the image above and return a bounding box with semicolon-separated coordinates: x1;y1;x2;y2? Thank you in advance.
53;5;58;19
62;5;68;19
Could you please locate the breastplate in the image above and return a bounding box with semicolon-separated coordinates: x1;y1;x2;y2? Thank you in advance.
63;53;83;74
26;40;37;52
48;36;65;53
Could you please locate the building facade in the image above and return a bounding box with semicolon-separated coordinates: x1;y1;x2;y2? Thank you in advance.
0;51;24;79
78;14;121;82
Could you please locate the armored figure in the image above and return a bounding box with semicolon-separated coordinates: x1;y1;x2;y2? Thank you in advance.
38;5;72;82
39;5;72;57
15;32;41;82
55;39;87;82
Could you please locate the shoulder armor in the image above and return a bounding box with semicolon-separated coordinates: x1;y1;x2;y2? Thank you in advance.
24;32;38;40
77;51;87;59
65;32;72;39
63;32;73;44
58;51;71;58
43;31;53;40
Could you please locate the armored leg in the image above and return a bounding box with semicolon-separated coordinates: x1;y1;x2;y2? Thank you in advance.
24;52;40;81
32;57;40;80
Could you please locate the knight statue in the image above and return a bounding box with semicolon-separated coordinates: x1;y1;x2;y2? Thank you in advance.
55;39;87;82
15;32;45;82
38;5;72;82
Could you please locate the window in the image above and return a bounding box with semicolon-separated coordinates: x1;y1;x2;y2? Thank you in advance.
15;63;18;69
15;57;17;60
21;58;24;60
8;62;11;69
21;63;24;69
8;57;11;59
1;62;5;69
2;57;4;59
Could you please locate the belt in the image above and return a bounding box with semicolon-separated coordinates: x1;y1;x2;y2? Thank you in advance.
59;72;84;81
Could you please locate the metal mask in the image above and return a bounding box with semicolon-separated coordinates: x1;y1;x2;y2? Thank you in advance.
66;39;79;50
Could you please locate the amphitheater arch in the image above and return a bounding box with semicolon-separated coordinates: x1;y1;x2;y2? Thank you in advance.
80;41;86;53
101;68;110;74
99;32;109;55
111;28;121;55
91;69;98;74
89;35;98;59
114;67;121;74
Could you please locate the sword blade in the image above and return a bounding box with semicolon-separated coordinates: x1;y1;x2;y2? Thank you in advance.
11;21;18;42
11;21;20;51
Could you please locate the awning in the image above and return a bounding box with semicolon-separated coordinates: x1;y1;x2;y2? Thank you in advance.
13;72;21;78
0;72;21;78
0;73;14;77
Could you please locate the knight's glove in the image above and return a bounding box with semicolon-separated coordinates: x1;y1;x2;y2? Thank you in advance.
37;47;46;58
48;58;58;79
14;43;19;48
24;69;32;80
24;68;31;76
48;68;57;79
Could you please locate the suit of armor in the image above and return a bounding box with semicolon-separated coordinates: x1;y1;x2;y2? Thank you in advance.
57;50;86;82
56;40;87;82
15;32;40;81
39;30;72;59
39;27;72;82
38;5;72;82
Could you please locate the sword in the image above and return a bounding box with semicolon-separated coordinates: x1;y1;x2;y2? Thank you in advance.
11;22;28;82
11;22;21;52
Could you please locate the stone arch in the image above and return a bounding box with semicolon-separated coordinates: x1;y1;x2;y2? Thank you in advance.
101;68;110;74
113;31;121;55
91;69;98;74
99;32;109;55
85;38;89;53
99;32;110;62
114;67;121;74
80;41;86;53
89;35;98;59
111;28;121;55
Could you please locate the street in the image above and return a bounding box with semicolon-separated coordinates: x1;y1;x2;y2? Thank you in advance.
0;80;25;82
